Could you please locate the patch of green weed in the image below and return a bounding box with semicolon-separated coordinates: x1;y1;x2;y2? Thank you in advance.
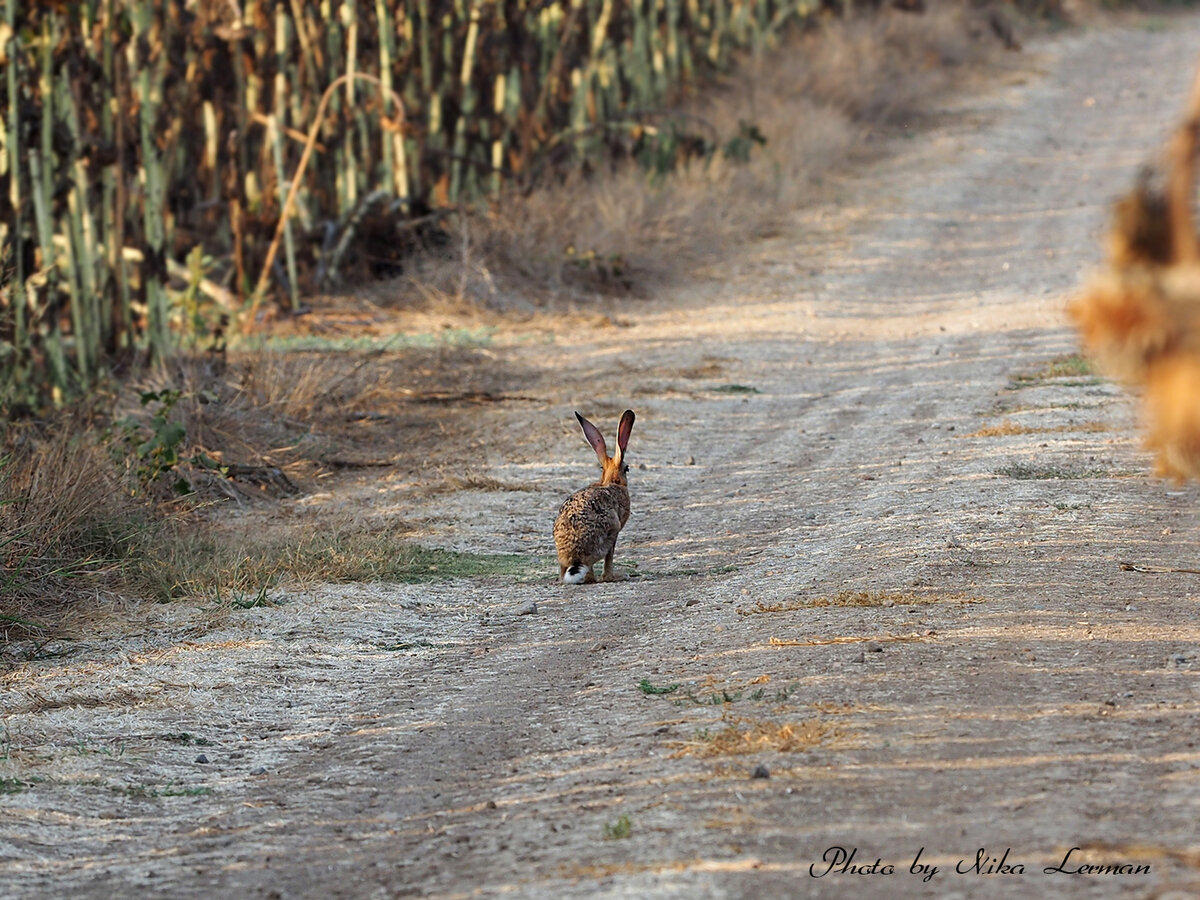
230;586;276;609
160;733;213;747
603;815;632;840
0;777;31;794
638;678;680;695
113;781;212;799
73;741;126;758
1008;354;1099;389
669;682;799;708
137;532;548;600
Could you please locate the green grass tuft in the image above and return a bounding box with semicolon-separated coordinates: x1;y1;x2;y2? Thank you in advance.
113;781;213;799
0;777;30;794
160;733;213;746
133;531;549;602
1008;354;1100;389
638;678;681;695
603;815;633;840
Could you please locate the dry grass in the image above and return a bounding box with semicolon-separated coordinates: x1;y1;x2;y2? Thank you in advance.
398;2;1012;308
432;471;543;494
970;420;1038;437
670;716;838;758
810;701;868;715
966;420;1110;437
9;687;152;716
121;339;532;487
1;338;548;631
128;522;542;602
768;633;927;647
738;589;979;614
559;861;707;880
2;452;542;625
0;419;154;632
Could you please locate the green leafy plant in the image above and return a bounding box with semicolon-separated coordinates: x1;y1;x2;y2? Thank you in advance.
161;784;213;797
603;815;633;840
638;678;681;695
633;121;715;179
231;585;274;609
174;246;228;351
723;121;768;163
714;383;760;394
110;390;224;495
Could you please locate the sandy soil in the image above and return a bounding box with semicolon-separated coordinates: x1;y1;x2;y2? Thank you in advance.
6;13;1200;900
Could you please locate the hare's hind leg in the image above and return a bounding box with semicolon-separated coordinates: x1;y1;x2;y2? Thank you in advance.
602;546;617;582
584;565;598;584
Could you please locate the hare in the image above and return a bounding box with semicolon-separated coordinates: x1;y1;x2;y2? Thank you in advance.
554;410;635;584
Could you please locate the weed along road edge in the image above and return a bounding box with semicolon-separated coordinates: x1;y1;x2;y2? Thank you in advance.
6;14;1200;900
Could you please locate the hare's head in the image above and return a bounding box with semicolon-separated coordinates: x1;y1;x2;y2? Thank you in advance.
575;410;635;487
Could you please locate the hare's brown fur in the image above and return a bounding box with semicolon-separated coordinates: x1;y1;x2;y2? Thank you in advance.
554;483;630;583
554;411;634;583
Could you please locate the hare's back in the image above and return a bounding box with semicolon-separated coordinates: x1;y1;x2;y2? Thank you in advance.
554;484;626;546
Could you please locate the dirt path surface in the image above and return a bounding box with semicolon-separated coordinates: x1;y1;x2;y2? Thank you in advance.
7;14;1200;900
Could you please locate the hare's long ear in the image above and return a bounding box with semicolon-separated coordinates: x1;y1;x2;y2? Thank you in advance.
575;412;609;465
615;409;635;465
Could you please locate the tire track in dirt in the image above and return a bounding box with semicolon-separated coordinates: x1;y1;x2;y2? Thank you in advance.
6;14;1200;900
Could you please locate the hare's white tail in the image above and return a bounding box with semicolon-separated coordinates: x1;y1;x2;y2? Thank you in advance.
563;565;587;584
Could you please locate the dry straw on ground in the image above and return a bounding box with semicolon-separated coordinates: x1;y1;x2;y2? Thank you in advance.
669;716;839;757
0;420;144;630
1069;57;1200;481
967;420;1109;437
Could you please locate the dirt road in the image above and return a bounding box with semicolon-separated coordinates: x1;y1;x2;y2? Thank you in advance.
6;13;1200;900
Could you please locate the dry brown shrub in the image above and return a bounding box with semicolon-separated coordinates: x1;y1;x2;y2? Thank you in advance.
792;2;983;123
118;342;500;488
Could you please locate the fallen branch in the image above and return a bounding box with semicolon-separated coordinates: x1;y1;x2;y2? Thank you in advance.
246;73;407;332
